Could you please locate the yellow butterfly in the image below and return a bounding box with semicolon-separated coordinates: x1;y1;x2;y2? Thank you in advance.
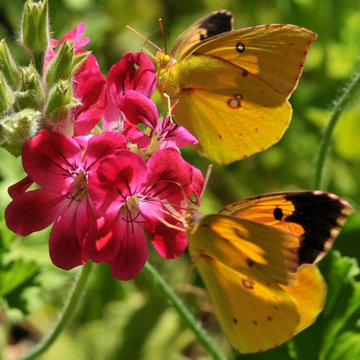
187;191;353;353
156;10;317;165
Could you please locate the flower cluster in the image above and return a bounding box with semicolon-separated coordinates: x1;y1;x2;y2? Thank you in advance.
3;17;203;280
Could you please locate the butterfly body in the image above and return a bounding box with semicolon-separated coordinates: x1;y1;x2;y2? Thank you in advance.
187;191;352;353
156;11;317;164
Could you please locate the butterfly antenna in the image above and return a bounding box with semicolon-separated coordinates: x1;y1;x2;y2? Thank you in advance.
158;18;168;54
126;25;162;52
142;47;156;60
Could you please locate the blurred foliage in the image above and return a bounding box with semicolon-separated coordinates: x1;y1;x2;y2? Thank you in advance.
0;0;360;359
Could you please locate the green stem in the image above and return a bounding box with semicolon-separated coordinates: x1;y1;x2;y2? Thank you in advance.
20;261;93;360
313;70;360;189
142;262;227;360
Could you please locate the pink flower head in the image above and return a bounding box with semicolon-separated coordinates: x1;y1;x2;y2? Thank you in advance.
104;52;197;152
85;147;203;280
104;52;156;132
5;130;127;270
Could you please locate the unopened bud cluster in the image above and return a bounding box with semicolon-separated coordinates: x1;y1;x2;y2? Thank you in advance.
0;0;90;156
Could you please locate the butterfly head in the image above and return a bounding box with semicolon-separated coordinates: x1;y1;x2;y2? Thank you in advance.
155;51;174;67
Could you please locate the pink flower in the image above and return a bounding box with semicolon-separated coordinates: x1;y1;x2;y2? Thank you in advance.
85;147;203;280
5;130;127;270
104;52;197;152
104;52;156;132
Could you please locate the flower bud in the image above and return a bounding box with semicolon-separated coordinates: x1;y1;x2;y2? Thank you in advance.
0;71;15;114
45;80;80;123
0;39;20;89
45;40;89;86
20;0;49;55
0;108;40;156
16;64;45;110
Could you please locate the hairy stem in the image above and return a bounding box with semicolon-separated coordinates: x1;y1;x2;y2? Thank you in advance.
21;261;93;360
142;262;227;360
313;70;360;188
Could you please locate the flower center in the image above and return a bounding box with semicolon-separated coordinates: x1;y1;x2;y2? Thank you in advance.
67;169;88;201
124;194;140;214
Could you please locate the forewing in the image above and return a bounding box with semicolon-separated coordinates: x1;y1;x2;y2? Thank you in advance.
171;10;233;59
181;24;317;97
190;214;299;287
221;191;353;265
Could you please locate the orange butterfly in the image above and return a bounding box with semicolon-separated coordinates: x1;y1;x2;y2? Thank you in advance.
188;191;352;353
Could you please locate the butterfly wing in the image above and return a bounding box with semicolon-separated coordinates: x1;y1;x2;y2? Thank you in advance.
220;191;353;265
181;24;317;97
188;214;301;352
171;10;233;59
280;264;326;334
160;23;316;164
172;82;291;164
188;193;352;353
188;214;301;353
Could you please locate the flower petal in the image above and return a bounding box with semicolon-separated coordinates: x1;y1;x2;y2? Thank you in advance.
89;150;147;212
49;201;88;270
82;132;127;174
73;68;107;136
121;90;158;127
157;117;199;149
107;52;155;97
7;176;33;199
83;215;121;263
146;148;193;203
5;189;68;236
22;130;82;193
109;221;148;280
147;217;187;259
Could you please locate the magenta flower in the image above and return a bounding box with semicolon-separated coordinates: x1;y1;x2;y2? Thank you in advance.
104;52;155;129
104;52;197;152
5;130;127;270
85;147;203;280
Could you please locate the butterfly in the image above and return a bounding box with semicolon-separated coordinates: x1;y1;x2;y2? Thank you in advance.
187;191;353;353
156;10;317;165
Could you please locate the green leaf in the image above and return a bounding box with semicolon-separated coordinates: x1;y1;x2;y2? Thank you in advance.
327;332;360;360
0;216;16;253
291;251;360;360
0;258;39;296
